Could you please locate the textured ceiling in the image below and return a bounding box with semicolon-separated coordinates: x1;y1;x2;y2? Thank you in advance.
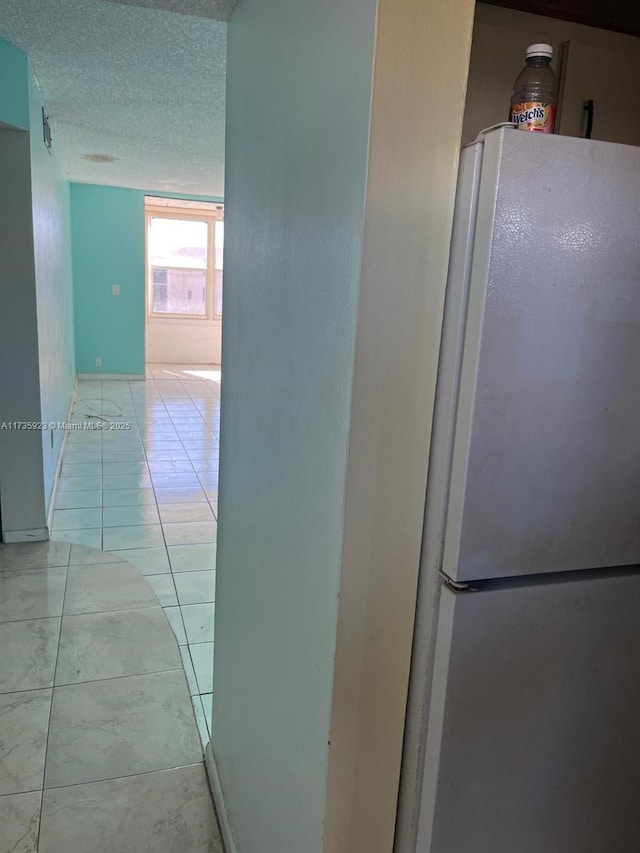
0;0;227;195
103;0;238;21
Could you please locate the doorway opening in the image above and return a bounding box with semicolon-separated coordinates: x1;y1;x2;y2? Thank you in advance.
144;196;224;371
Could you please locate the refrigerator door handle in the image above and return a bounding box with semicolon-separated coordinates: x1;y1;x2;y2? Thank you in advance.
439;571;471;592
467;122;517;147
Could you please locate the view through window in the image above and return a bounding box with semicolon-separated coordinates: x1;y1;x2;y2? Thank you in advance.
145;199;224;320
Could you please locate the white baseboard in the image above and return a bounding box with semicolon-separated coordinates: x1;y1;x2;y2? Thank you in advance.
205;742;238;853
46;377;78;531
3;528;49;544
77;373;146;381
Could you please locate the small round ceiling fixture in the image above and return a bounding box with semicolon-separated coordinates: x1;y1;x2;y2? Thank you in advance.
82;153;117;163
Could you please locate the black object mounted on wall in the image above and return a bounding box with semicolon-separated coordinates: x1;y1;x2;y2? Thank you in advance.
584;99;595;139
42;107;52;153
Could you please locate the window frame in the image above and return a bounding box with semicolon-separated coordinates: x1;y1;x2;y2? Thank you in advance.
145;201;224;321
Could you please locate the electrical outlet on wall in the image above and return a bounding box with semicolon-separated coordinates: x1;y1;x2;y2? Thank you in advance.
95;357;102;368
112;284;120;296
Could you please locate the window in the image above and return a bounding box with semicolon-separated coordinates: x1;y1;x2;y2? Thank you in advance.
145;199;224;320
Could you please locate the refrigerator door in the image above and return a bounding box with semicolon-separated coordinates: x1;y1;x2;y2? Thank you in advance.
444;128;640;583
416;575;640;853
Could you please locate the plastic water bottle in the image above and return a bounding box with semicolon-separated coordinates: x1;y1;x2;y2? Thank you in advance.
510;44;557;133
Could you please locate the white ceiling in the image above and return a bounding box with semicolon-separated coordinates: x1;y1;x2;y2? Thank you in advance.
0;0;228;196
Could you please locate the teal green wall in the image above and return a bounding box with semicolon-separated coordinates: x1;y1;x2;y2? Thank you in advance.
71;185;146;375
28;70;76;510
0;37;75;514
0;39;29;130
212;0;378;850
71;184;222;375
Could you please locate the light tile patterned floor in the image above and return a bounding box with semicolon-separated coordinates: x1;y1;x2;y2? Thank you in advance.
0;540;222;853
50;364;220;745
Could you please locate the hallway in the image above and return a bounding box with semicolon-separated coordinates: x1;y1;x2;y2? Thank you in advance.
49;365;220;746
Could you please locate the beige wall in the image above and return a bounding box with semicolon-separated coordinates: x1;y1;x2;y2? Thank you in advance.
324;1;476;851
463;3;640;146
558;40;640;144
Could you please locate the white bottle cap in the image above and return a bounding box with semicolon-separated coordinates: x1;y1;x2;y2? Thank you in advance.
526;43;553;59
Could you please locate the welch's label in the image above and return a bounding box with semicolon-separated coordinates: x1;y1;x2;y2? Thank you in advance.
510;101;556;133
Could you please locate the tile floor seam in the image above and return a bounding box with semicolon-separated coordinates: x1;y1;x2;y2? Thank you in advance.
34;552;70;852
39;761;207;794
52;664;185;690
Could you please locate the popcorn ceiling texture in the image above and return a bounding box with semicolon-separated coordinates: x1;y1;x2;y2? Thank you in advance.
0;0;226;195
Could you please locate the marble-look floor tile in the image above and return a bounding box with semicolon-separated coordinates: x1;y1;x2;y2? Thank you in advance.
145;450;190;463
39;765;221;853
189;642;214;695
0;790;41;853
57;475;102;492
61;462;102;477
102;505;160;528
51;528;102;549
182;604;215;645
192;466;220;482
145;574;178;606
201;692;212;734
158;502;215;524
114;547;171;575
102;451;147;464
102;524;164;551
196;473;220;490
102;488;156;507
0;541;70;571
192;695;210;747
102;474;152;491
0;689;51;795
0;618;60;693
56;608;181;685
51;508;102;531
167;543;217;573
151;473;201;490
147;460;194;474
143;439;184;451
155;486;208;504
53;490;102;510
100;461;149;476
163;606;188;645
0;567;66;623
64;563;158;615
68;544;124;567
62;450;101;463
180;646;199;697
45;670;201;788
174;570;216;605
163;521;217;546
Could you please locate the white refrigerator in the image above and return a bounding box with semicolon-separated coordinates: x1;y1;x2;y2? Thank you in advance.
399;125;640;852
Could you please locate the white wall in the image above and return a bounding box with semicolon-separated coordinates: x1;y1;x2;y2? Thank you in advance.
146;318;221;364
463;3;640;145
